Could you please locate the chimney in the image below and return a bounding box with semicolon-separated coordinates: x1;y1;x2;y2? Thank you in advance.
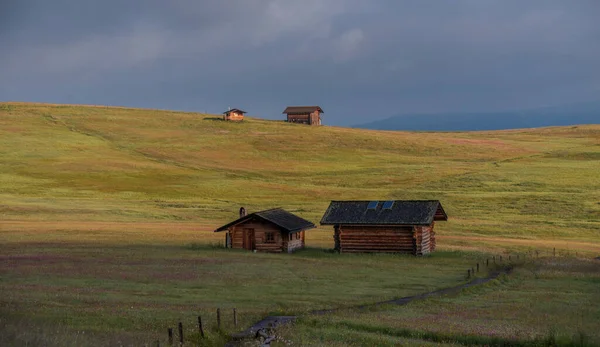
239;207;247;218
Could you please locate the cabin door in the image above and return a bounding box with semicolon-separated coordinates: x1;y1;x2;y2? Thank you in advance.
243;228;255;250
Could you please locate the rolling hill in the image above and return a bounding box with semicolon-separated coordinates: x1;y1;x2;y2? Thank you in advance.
1;102;599;249
353;101;600;131
1;102;599;346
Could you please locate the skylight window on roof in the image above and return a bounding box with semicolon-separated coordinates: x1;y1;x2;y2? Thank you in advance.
382;200;394;209
367;201;379;209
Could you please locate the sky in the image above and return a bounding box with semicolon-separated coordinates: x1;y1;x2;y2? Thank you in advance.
1;1;599;126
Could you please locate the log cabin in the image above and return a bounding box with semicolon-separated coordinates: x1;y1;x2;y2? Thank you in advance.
283;106;323;125
320;200;448;256
223;108;246;121
214;208;316;253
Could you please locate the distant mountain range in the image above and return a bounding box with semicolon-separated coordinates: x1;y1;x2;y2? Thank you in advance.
352;101;600;131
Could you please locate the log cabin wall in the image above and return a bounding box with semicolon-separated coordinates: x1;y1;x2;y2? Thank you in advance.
224;112;244;121
287;112;320;125
336;225;415;254
230;219;284;252
287;113;310;124
335;224;435;255
283;231;305;253
309;110;321;125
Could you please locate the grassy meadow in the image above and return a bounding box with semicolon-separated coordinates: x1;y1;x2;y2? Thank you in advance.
1;102;599;345
277;257;600;346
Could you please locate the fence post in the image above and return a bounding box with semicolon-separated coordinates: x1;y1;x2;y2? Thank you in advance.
499;255;503;262
476;263;479;273
467;269;471;278
233;308;238;327
198;316;204;338
553;247;556;257
156;340;160;347
509;255;511;261
486;258;489;267
168;328;173;345
217;308;221;329
178;322;183;346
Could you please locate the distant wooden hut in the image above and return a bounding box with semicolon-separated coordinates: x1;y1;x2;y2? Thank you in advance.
214;208;315;253
283;106;323;125
223;108;246;121
320;200;448;255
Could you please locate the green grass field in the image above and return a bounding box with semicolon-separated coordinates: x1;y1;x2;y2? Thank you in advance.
1;102;599;346
278;257;600;346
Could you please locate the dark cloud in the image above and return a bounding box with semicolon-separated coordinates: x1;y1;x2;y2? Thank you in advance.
1;1;599;125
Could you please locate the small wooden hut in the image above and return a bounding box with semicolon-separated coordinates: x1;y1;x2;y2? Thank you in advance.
223;108;246;121
320;200;448;255
282;106;323;125
214;208;315;253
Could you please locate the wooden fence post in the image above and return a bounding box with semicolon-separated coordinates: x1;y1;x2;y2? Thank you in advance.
178;322;183;346
476;263;479;273
486;258;489;267
217;308;221;329
467;269;471;278
471;267;475;275
156;339;160;347
509;255;511;261
553;248;556;257
233;308;238;327
499;255;502;262
198;316;204;338
168;328;173;345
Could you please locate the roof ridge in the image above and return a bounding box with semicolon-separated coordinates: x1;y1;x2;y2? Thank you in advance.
327;199;440;202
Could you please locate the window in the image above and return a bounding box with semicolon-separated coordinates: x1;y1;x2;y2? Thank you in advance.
265;232;275;243
367;201;379;210
382;200;394;209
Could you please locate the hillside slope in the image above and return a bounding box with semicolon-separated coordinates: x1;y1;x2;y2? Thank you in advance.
1;102;599;248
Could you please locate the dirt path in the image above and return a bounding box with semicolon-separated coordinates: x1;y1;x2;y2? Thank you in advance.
227;266;512;346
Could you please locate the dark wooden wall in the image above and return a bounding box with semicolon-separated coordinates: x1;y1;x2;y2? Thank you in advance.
228;219;306;253
334;224;436;255
286;111;321;125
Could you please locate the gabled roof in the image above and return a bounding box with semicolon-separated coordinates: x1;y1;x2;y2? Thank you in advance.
320;200;447;226
214;208;316;233
282;106;324;114
223;108;247;114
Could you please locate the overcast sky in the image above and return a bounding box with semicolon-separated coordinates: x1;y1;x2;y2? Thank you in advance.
1;1;599;126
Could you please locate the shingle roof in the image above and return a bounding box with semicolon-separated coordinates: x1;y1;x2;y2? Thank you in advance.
223;108;247;114
320;200;447;226
214;208;316;233
282;106;324;114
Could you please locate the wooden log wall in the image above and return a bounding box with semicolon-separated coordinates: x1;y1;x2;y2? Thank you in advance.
283;231;304;253
230;220;284;252
336;225;415;253
224;112;244;121
287;114;310;124
430;222;437;251
335;224;437;255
